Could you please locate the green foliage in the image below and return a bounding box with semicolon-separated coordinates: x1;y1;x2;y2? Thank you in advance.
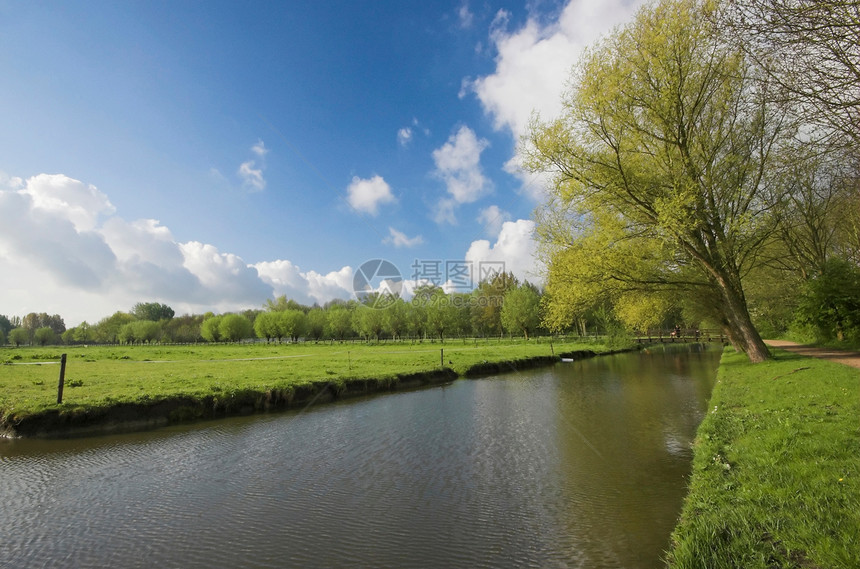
131;302;175;322
383;299;409;340
278;310;307;341
253;312;279;342
743;261;802;338
265;295;308;313
471;271;518;336
8;328;29;347
326;306;354;340
161;315;202;343
92;312;135;343
0;314;12;336
305;308;327;341
352;306;386;341
793;258;860;343
500;284;541;339
118;320;162;344
667;348;860;568
73;322;93;343
21;313;65;335
32;327;55;346
422;286;462;341
527;0;790;361
254;310;307;342
218;314;252;342
200;315;222;342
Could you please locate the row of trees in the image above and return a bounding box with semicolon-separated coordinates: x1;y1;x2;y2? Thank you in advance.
527;0;860;361
0;277;556;346
0;313;67;347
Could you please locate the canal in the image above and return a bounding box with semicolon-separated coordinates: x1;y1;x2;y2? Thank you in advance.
0;346;720;568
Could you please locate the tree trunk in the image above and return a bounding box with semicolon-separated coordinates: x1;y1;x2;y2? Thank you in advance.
716;275;772;362
720;321;743;353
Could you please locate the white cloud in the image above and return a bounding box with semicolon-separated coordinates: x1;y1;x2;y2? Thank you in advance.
398;119;430;146
465;219;543;284
433;197;458;225
238;160;265;191
346;175;396;215
470;1;645;140
458;2;474;28
251;139;268;157
384;226;424;248
21;173;115;232
179;241;271;305
0;172;373;324
0;188;116;290
238;140;268;191
465;1;646;198
253;260;354;306
397;127;413;147
432;125;491;222
477;205;512;237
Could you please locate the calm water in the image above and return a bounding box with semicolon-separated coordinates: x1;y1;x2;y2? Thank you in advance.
0;347;719;568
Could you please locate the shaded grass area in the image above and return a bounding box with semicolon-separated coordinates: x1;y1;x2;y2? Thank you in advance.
666;348;860;568
1;338;607;436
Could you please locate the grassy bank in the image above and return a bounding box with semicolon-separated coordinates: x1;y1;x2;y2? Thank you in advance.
1;338;610;437
666;348;860;568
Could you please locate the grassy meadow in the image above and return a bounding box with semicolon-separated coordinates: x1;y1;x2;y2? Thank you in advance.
667;348;860;568
0;337;604;426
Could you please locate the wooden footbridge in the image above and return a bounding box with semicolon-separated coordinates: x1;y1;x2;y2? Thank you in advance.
634;328;726;344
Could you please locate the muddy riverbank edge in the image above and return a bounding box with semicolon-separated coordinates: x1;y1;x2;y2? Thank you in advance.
2;348;632;439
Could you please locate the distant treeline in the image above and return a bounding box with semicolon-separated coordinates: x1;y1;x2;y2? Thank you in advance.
1;273;595;346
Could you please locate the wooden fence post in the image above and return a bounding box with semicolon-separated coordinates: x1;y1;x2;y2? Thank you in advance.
56;353;67;404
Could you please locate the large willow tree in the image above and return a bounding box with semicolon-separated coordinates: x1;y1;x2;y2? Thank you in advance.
526;0;796;362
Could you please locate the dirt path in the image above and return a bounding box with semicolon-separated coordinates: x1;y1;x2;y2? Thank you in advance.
765;339;860;370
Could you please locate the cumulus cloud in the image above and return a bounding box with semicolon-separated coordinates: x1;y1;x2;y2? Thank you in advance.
253;260;354;306
179;241;272;306
432;126;491;222
470;1;645;140
346;175;396;215
0;172;369;324
477;205;512;238
384;227;424;248
21;173;116;232
0;176;117;291
465;1;646;198
465;219;543;284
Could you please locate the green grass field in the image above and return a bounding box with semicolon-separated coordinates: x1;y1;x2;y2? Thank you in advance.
0;338;605;427
666;348;860;568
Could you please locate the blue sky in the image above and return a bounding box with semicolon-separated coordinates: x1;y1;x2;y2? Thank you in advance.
0;0;645;325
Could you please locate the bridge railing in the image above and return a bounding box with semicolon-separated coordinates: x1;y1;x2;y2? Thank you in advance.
633;328;725;343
